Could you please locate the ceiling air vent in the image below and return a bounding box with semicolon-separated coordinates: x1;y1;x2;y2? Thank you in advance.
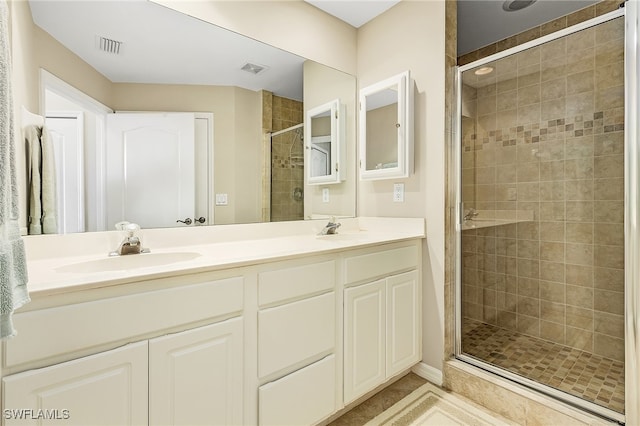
97;35;123;55
241;62;267;75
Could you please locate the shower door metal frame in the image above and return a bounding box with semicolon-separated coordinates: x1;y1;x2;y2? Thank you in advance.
453;7;636;424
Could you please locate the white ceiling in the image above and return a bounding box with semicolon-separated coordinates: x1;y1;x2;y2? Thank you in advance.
28;0;306;100
457;0;601;55
303;0;401;28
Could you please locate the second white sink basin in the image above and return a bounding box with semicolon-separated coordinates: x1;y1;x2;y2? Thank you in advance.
56;252;202;273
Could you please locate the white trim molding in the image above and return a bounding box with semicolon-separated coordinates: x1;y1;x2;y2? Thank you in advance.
625;0;640;425
412;362;443;387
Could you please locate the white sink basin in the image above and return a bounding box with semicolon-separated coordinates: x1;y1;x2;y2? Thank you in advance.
56;252;202;273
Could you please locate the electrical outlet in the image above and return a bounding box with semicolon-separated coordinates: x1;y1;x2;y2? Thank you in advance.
322;188;330;203
393;183;404;202
215;193;228;205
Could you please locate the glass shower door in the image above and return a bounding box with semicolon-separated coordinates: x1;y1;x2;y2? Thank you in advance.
456;14;626;421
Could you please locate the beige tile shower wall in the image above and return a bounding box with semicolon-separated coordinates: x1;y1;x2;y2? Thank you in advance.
270;95;304;222
461;18;624;361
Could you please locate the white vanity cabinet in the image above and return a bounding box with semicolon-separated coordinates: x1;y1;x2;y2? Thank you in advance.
3;342;149;426
343;246;421;404
149;318;243;426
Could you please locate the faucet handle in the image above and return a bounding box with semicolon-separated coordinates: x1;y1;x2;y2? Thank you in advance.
115;221;140;232
115;221;130;231
124;223;140;236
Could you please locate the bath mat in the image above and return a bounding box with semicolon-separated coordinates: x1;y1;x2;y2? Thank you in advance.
366;382;512;426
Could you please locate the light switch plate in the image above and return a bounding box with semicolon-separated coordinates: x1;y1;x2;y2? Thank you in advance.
393;183;404;202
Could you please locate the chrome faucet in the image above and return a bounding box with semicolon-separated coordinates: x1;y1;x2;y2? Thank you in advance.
464;208;479;221
319;218;341;235
110;222;150;256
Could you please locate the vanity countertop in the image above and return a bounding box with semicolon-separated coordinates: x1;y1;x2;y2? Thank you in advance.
23;217;425;297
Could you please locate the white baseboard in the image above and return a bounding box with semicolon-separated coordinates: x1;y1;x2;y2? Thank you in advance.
412;362;443;386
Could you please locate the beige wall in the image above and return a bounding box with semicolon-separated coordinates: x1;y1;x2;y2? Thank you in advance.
357;1;447;372
233;88;263;224
152;0;357;75
303;60;357;220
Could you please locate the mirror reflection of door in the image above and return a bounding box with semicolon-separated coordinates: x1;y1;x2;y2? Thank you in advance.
365;87;399;171
310;136;331;178
310;112;332;178
106;113;195;230
45;113;85;234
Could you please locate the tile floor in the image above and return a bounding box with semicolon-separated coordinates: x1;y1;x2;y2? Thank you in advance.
462;319;625;413
328;373;427;425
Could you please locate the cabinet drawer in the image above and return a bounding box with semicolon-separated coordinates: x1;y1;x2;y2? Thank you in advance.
344;245;418;285
258;292;335;378
259;355;335;426
5;276;243;368
258;260;335;307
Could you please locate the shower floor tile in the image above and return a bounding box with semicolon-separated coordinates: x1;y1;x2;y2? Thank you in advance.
462;320;625;414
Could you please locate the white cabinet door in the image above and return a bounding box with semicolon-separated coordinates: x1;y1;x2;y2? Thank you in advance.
386;270;420;377
2;342;148;426
149;318;243;426
343;279;386;404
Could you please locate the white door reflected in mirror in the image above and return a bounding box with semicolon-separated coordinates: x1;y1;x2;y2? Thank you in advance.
106;113;196;230
359;71;413;181
305;99;345;185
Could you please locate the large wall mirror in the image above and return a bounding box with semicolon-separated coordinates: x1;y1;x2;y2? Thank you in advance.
13;0;357;234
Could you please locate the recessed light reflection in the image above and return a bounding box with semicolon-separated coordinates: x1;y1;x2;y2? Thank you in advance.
474;66;494;76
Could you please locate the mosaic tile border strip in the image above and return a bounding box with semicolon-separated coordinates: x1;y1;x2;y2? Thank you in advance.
463;109;624;152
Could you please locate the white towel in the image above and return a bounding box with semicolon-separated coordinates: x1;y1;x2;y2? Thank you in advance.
40;126;57;233
25;125;42;235
0;0;30;340
25;124;57;235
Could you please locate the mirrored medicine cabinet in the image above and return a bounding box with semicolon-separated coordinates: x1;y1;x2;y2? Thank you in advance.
305;99;345;185
359;71;413;180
